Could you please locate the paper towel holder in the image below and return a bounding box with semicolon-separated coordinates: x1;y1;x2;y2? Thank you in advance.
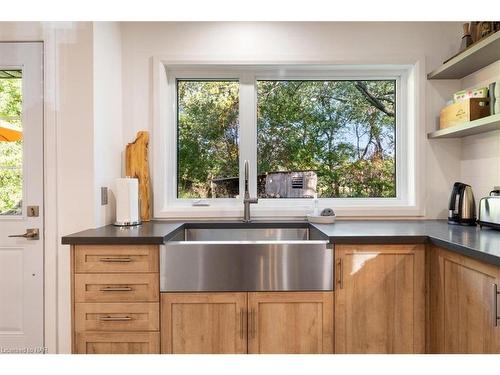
113;219;142;227
114;196;142;227
113;178;142;227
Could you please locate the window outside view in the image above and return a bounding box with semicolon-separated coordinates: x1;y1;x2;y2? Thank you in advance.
177;80;240;199
257;80;396;198
0;71;22;215
176;78;396;200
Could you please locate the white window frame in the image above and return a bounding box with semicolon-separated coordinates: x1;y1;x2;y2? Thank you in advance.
152;62;421;219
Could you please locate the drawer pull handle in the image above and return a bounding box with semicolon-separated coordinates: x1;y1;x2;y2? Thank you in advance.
99;286;133;292
99;257;132;263
494;283;500;327
99;316;132;321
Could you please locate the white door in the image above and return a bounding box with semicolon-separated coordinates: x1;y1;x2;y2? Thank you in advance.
0;42;44;353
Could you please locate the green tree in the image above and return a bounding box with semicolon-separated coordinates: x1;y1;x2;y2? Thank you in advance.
0;77;23;214
177;79;396;199
177;80;239;198
257;80;396;198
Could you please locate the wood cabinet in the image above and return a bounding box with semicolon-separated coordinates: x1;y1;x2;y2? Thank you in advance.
76;332;159;354
161;291;333;354
74;273;159;303
334;244;425;353
74;244;159;273
161;293;247;354
248;292;333;354
71;244;160;354
429;246;500;353
70;240;500;354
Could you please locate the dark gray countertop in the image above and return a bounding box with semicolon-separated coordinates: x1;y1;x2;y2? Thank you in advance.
61;219;500;266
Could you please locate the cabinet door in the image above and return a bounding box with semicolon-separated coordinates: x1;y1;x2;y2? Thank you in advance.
76;332;159;354
335;244;425;353
161;293;247;354
430;246;500;353
248;292;334;354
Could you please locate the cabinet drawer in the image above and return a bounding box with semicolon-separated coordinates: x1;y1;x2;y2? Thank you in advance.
75;303;159;332
76;332;160;354
75;273;159;303
74;245;159;273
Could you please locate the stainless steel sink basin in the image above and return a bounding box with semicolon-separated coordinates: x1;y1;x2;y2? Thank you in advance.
184;227;309;241
160;225;332;292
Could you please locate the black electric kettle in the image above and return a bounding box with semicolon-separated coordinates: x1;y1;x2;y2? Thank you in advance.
448;182;476;226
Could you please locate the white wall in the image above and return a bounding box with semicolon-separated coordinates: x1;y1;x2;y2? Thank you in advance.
121;21;463;218
458;61;500;205
93;22;123;227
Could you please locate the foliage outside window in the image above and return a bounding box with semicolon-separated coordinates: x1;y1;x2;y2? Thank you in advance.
176;77;396;200
177;80;239;198
257;80;396;198
0;76;22;215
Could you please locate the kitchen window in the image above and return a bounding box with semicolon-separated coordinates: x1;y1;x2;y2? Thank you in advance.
177;79;240;199
153;64;419;218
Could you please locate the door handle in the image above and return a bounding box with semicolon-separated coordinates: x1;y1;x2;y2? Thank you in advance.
336;258;343;289
239;309;244;339
494;283;499;327
9;228;39;240
250;309;256;339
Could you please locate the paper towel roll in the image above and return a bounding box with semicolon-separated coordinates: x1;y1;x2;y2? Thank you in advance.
115;177;140;225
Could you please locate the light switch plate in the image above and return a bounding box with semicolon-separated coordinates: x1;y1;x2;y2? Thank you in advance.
101;187;108;205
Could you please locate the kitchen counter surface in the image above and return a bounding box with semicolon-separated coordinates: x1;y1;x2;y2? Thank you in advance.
62;219;500;266
311;220;500;266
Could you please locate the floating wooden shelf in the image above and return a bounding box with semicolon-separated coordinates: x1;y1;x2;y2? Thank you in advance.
427;32;500;80
428;114;500;139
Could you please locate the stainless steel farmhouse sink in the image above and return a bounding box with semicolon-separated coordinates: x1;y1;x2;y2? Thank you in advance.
160;225;333;292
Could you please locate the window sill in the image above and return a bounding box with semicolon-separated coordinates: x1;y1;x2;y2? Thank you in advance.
154;204;424;219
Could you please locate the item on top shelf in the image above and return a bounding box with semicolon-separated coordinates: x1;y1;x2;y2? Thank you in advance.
453;87;488;102
478;187;500;230
478;22;494;39
448;182;476;226
459;23;473;52
439;98;490;129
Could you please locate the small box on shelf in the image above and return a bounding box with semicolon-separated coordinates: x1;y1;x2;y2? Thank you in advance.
439;98;490;129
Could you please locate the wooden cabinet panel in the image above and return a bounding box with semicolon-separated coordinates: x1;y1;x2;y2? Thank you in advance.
430;246;500;353
75;303;159;332
161;293;247;354
74;273;159;303
248;292;333;354
76;332;160;354
335;244;425;354
74;245;159;273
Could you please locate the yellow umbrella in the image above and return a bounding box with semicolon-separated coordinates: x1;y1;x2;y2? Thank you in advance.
0;120;22;142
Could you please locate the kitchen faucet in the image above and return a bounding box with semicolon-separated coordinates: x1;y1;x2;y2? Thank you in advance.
243;160;258;222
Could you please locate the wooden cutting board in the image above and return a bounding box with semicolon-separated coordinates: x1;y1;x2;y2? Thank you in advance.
125;131;152;221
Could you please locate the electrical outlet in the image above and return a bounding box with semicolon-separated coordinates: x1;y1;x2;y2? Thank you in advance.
101;187;108;205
